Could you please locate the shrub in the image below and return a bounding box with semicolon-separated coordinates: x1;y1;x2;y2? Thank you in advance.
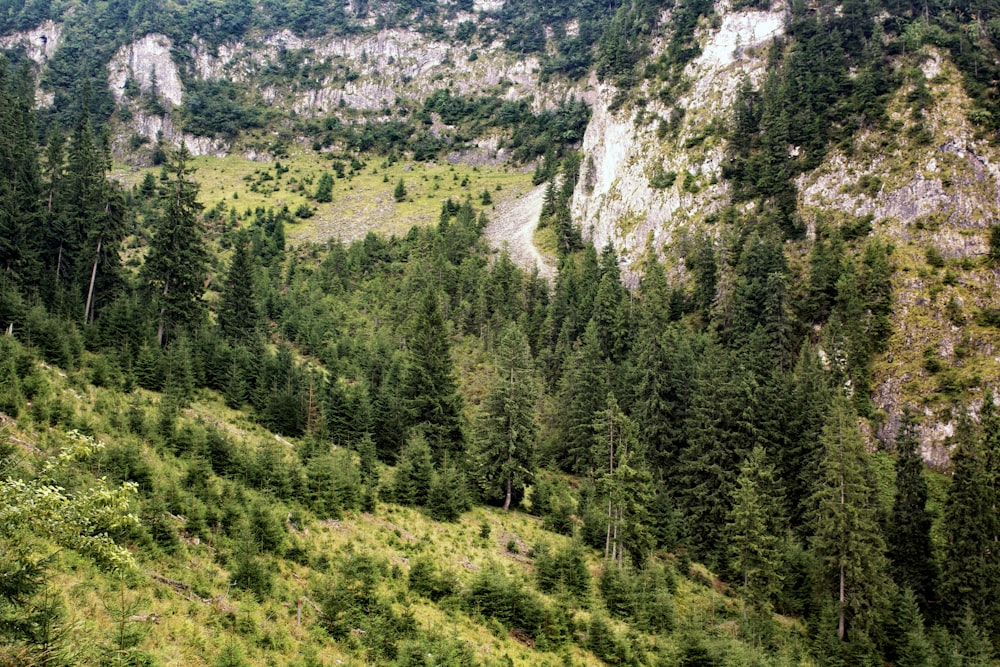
535;541;590;600
407;557;458;601
463;566;568;647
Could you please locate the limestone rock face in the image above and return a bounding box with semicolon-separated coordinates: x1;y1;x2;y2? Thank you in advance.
184;26;581;116
108;34;185;107
0;20;61;65
794;51;1000;464
0;20;61;107
572;6;786;284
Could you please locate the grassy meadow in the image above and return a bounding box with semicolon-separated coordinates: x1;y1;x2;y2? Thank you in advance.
118;150;536;245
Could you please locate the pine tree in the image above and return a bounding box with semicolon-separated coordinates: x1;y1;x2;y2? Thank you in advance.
315;172;334;202
726;446;783;609
939;412;1000;637
144;146;208;345
887;408;937;614
218;231;262;345
0;58;44;289
810;393;893;644
472;323;538;511
555;321;608;474
402;290;464;457
593;393;652;566
393;178;407;202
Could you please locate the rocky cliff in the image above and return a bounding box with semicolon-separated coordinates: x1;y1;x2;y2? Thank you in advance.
571;6;785;283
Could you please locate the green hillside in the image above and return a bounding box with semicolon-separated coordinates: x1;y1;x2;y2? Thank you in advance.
7;0;1000;664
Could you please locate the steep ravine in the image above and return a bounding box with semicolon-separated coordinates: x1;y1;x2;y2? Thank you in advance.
484;183;557;282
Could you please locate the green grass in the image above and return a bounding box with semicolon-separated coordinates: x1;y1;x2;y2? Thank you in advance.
533;225;559;258
5;352;823;667
119;151;534;245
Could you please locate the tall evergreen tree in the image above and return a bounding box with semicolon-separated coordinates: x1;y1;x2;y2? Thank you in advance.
887;408;937;615
632;325;696;483
402;290;464;457
678;345;757;562
41;128;67;302
0;58;44;289
144;147;208;345
726;446;783;609
473;323;538;511
555;321;608;474
981;391;1000;544
593;393;651;566
218;231;262;345
810;393;893;644
782;343;830;532
590;244;629;363
939;412;1000;638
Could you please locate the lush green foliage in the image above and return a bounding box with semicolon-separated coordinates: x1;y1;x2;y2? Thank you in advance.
2;11;1000;663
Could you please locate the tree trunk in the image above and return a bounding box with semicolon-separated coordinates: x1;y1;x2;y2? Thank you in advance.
503;475;512;512
605;497;613;559
839;563;846;640
157;274;171;346
84;234;103;324
839;461;846;641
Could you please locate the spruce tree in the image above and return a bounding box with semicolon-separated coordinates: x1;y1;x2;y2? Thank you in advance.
590;244;629;363
392;434;434;506
982;391;1000;543
810;392;893;644
428;457;469;522
472;323;538;510
783;342;830;532
68;120;128;325
593;393;652;565
402;290;464;457
555;321;608;474
0;344;24;417
726;446;783;609
41;128;68;301
887;408;936;614
678;345;757;562
939;412;1000;638
218;231;262;345
144;147;208;345
888;588;932;667
315;172;334;202
0;58;44;289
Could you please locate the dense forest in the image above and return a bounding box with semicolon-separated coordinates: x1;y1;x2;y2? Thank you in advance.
4;0;1000;664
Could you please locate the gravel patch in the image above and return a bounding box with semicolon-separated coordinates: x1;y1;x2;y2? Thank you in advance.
484;183;556;283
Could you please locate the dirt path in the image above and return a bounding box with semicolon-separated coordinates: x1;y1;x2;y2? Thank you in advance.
485;183;556;283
